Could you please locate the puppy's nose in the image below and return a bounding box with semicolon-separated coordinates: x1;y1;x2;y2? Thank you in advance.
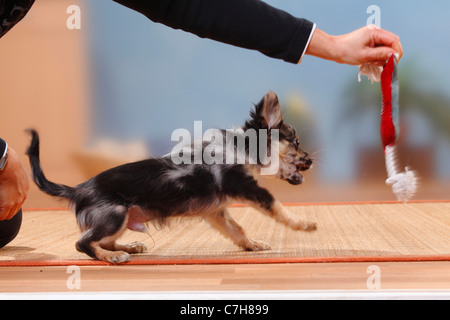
304;158;313;166
297;157;312;171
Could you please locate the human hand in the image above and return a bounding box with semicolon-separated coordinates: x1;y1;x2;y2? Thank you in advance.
305;26;403;66
0;147;30;221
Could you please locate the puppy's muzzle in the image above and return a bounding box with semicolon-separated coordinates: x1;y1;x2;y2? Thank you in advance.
296;156;313;172
287;156;312;185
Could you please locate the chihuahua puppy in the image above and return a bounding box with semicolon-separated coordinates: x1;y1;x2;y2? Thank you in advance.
27;91;316;263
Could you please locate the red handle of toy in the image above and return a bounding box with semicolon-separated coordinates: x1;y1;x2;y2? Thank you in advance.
380;55;399;150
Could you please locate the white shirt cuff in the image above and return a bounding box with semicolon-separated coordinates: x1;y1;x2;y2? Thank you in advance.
297;23;317;64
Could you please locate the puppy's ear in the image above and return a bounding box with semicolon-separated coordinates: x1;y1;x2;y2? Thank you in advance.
261;91;282;130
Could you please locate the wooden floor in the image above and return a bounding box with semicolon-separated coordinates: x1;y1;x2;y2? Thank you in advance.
1;261;450;298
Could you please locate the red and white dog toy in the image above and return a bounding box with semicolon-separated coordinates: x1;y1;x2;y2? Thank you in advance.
379;54;418;202
360;53;418;202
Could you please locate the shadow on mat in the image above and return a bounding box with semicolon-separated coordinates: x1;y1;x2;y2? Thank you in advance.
0;246;58;261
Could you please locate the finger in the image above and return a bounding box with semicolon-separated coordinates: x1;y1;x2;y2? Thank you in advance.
10;202;23;220
372;29;403;60
372;28;399;46
0;211;8;221
364;47;397;64
0;201;15;221
5;204;18;221
394;41;403;61
3;206;15;221
10;195;26;221
4;195;25;221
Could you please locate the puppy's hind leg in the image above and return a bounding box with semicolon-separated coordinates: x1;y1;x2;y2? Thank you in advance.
205;209;271;251
75;204;140;263
110;241;147;255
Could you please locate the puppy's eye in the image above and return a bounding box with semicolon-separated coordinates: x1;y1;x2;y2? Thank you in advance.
294;139;300;147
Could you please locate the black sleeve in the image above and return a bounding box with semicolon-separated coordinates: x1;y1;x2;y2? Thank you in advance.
0;209;22;249
0;138;6;156
0;0;36;39
113;0;315;64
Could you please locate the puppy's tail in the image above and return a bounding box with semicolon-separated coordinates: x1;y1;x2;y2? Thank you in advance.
26;129;75;199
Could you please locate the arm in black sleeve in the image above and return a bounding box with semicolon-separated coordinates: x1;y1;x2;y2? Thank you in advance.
113;0;315;64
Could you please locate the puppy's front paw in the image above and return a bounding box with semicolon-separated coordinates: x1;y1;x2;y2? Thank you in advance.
303;222;317;232
244;239;272;251
292;221;317;232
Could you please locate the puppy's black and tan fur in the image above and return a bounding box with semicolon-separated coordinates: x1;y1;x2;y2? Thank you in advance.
27;91;316;263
